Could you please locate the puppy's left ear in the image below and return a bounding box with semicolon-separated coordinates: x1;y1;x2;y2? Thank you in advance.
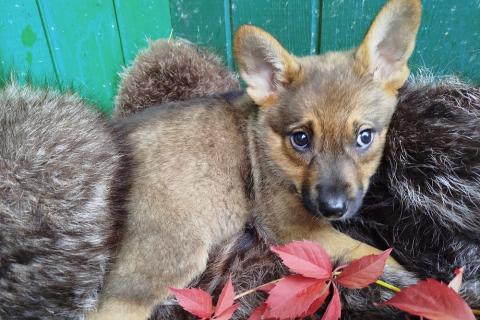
233;25;302;108
355;0;422;92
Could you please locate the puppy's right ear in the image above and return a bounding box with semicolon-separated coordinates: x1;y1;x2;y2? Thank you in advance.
233;25;302;108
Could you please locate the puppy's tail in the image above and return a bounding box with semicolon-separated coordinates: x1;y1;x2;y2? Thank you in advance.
114;39;240;117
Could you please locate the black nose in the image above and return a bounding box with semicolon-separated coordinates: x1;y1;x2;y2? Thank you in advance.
318;194;347;218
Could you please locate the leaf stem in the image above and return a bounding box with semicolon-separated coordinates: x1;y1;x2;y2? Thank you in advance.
375;279;401;293
233;278;281;300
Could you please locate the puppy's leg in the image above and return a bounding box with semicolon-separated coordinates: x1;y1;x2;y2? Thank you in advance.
88;197;212;319
88;237;210;319
286;223;401;267
87;299;151;320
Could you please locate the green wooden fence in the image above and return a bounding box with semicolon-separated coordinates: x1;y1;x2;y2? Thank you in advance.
1;0;479;114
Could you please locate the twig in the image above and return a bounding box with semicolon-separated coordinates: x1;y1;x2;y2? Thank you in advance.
233;278;281;300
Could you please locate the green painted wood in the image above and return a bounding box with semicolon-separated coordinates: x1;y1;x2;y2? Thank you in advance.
0;0;57;86
1;0;479;112
114;0;172;65
320;0;480;83
413;0;480;82
36;0;125;113
170;0;229;60
231;0;317;57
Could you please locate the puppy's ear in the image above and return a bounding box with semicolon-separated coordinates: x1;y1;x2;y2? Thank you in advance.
355;0;421;92
233;25;302;108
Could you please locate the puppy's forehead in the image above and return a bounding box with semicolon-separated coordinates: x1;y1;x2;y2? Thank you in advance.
285;52;396;126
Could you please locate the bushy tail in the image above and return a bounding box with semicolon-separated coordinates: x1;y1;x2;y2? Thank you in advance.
0;83;123;319
114;39;240;117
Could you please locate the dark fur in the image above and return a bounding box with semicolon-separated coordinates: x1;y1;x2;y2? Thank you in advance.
336;76;480;309
114;39;240;117
0;84;122;319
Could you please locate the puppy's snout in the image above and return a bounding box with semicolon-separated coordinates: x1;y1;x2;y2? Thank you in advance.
316;185;348;218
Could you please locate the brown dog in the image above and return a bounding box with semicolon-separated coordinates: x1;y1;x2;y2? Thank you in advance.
89;0;421;318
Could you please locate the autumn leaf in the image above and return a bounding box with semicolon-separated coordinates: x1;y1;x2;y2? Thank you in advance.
303;285;330;317
264;275;329;319
321;284;341;320
247;303;268;320
215;277;237;317
257;282;277;293
214;304;239;320
169;287;213;318
382;278;475;320
271;241;333;280
336;248;392;288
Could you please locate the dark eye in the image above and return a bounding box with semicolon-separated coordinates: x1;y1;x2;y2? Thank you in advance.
356;129;374;150
290;131;310;151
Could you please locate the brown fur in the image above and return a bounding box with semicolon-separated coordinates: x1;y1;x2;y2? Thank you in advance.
114;39;240;118
90;1;421;318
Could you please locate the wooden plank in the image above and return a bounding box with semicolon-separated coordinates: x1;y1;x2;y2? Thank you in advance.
0;0;57;86
36;0;124;113
170;0;228;61
114;0;172;65
231;0;315;57
319;0;384;54
320;0;480;83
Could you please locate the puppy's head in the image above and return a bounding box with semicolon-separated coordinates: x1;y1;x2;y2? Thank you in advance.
234;0;421;220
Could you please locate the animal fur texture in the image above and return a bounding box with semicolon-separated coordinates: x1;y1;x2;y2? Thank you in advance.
338;75;480;309
115;25;480;320
0;83;124;319
114;39;240;117
148;75;480;319
95;1;422;317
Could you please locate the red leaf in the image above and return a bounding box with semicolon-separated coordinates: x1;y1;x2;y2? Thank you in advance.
215;277;236;316
214;304;238;320
264;275;328;319
169;287;213;318
258;282;277;293
247;303;267;320
321;284;341;320
303;284;330;317
336;248;392;288
271;241;333;280
382;278;475;320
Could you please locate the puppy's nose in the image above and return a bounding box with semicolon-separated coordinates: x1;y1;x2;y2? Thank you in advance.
318;194;347;218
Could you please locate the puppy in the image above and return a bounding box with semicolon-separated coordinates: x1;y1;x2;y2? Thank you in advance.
92;0;421;318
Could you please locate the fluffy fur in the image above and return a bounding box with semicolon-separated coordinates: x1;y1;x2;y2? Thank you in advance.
0;84;123;319
338;76;480;308
114;39;240;117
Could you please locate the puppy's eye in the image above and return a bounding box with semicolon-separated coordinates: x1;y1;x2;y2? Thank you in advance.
290;131;310;151
356;129;374;150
